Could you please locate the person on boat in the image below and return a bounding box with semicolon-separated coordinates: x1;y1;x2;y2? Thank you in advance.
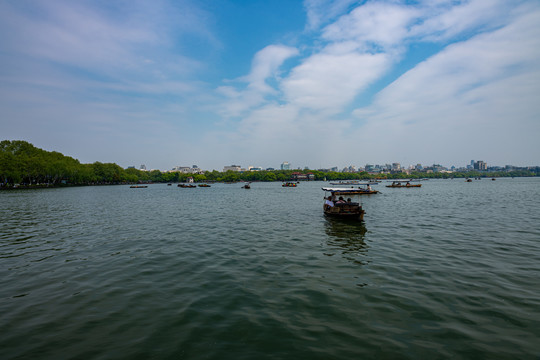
336;196;346;204
347;198;352;204
324;196;334;210
367;184;372;191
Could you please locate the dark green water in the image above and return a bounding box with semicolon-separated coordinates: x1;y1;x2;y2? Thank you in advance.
1;178;539;359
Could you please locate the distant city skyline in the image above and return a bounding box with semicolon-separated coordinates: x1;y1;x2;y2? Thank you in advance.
1;1;539;170
131;159;534;173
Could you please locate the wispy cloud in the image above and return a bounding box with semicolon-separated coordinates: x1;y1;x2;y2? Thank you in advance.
282;51;390;113
0;0;214;92
303;0;357;31
217;45;298;117
212;0;540;168
1;0;539;169
351;3;540;165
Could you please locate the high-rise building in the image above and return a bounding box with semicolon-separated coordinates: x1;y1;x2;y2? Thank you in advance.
281;162;290;170
474;161;487;170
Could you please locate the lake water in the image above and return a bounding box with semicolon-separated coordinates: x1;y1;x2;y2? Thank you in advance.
1;178;539;359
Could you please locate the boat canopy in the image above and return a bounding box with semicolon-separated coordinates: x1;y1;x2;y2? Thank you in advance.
388;180;419;183
322;187;371;192
329;182;377;186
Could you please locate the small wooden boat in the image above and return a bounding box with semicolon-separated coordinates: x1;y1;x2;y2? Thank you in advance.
329;180;361;185
466;179;472;182
130;185;148;188
322;187;365;221
242;183;251;189
323;183;379;195
282;182;297;187
198;184;211;187
178;184;196;188
386;181;421;188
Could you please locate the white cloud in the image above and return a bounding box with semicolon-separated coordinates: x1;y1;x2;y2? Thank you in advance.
410;0;515;42
2;0;539;169
351;5;540;166
217;45;298;117
282;51;390;113
211;0;540;169
303;0;357;31
0;0;213;89
322;1;420;51
242;45;300;93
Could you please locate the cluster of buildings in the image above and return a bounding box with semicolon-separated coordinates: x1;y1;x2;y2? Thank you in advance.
170;165;204;175
339;160;534;174
133;160;536;174
222;162;290;172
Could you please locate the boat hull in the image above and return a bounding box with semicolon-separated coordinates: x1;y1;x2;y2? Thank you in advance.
331;190;378;195
324;204;365;221
386;184;421;188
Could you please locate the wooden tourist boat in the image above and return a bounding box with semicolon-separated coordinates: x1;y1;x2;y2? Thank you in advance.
242;183;251;189
329;180;362;185
329;180;380;185
386;181;422;188
323;183;379;195
282;182;297;187
322;187;366;221
198;184;211;187
130;185;148;188
178;184;196;188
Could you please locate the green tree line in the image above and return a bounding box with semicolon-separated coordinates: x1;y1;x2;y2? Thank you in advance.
0;140;537;189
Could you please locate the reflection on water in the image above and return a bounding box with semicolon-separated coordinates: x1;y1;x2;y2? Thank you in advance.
323;218;369;265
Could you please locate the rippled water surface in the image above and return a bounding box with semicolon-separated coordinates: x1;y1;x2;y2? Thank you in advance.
1;178;539;359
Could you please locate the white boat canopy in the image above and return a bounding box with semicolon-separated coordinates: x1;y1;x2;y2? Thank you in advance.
322;187;371;192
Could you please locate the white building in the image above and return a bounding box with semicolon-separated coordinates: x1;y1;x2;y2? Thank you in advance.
223;165;242;172
171;165;204;174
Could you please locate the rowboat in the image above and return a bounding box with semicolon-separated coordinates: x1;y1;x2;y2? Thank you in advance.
282;182;297;187
329;180;362;185
386;181;421;188
322;187;366;221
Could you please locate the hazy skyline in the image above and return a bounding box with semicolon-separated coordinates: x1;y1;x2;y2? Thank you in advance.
1;0;539;171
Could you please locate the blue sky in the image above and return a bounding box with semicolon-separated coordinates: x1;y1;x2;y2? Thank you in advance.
1;0;539;171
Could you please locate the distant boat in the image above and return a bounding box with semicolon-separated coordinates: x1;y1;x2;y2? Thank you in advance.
282;182;297;187
198;184;211;187
178;184;196;188
242;182;251;189
386;181;421;188
329;180;362;185
130;185;148;188
322;183;379;195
